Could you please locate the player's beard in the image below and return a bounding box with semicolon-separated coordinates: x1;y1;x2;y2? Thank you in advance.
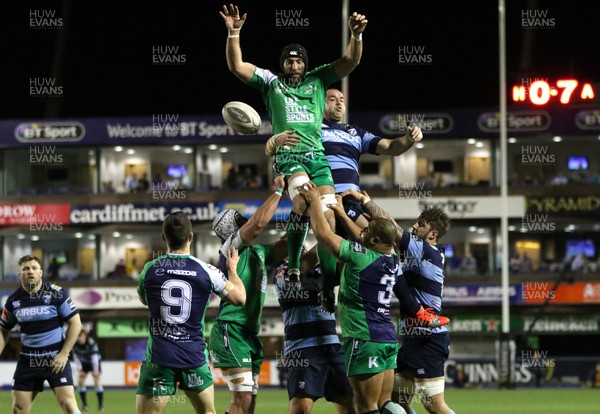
282;72;304;86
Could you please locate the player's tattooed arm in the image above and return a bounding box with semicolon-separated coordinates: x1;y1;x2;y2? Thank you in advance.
340;189;405;238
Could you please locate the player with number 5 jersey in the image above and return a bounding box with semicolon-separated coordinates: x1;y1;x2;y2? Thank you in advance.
135;211;246;414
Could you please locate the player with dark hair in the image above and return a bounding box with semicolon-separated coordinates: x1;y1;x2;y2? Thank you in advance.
73;330;104;412
341;191;455;414
0;254;82;414
298;182;406;414
322;88;422;230
220;4;368;303
136;211;246;414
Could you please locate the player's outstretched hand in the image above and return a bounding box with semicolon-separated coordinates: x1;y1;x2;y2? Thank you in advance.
296;181;320;206
52;351;69;374
225;247;239;274
348;12;368;35
219;4;247;30
407;124;424;143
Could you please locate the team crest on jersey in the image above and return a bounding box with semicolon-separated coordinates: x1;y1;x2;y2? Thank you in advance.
301;82;316;94
43;294;52;305
352;242;366;254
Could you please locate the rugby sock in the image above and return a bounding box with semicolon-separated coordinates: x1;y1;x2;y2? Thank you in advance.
79;387;87;406
317;243;338;291
287;212;309;270
97;386;104;408
380;400;407;414
392;276;420;316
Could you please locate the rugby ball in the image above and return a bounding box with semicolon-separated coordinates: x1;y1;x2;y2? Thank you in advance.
222;101;262;134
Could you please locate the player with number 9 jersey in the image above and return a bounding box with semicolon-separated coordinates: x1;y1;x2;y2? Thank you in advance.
135;212;246;414
137;254;230;369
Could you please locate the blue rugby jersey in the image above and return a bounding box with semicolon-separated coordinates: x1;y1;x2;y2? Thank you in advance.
275;264;339;354
398;232;448;334
137;254;228;369
322;119;382;193
0;282;79;359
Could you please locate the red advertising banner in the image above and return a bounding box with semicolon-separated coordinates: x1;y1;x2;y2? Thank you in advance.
0;204;71;226
521;282;600;304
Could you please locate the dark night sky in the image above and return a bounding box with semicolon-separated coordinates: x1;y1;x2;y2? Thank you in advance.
2;0;600;121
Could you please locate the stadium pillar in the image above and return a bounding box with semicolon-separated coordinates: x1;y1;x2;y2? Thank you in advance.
496;333;516;389
497;0;516;389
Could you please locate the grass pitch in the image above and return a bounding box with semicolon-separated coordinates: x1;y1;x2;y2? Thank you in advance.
0;387;598;413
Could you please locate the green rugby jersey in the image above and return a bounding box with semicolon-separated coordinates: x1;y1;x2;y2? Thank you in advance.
338;239;400;343
216;243;274;334
248;64;340;153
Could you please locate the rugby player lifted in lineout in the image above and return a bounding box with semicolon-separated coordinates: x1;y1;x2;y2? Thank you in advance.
220;3;367;299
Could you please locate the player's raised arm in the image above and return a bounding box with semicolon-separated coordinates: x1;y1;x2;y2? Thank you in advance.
238;175;286;243
332;12;368;78
298;182;343;258
220;4;256;83
376;124;424;155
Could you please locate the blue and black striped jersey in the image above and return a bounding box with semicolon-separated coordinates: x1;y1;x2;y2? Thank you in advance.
322;120;382;193
0;282;79;359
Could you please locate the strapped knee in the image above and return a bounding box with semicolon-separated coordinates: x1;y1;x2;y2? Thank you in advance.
223;371;254;393
415;379;445;399
288;175;311;200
